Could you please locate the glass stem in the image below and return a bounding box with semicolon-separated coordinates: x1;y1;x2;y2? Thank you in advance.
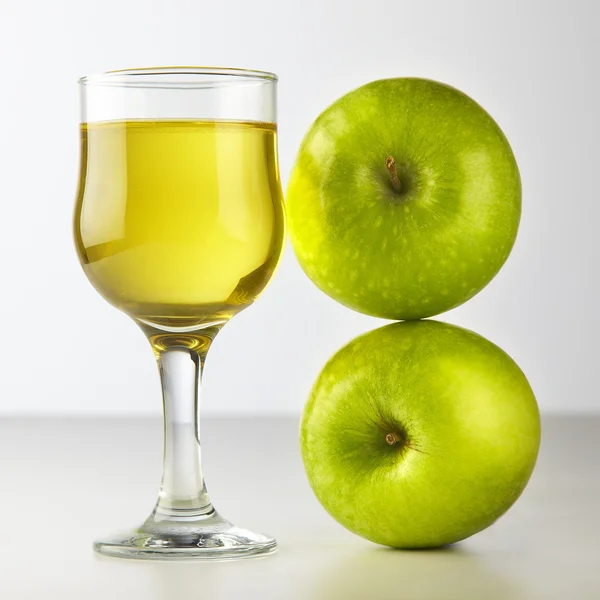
144;325;223;522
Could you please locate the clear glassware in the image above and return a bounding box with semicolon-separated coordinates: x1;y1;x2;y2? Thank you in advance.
74;67;285;559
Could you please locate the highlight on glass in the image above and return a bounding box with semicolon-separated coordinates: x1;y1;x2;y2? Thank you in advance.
74;67;285;559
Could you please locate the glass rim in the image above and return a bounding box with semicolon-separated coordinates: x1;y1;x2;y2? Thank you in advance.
79;66;278;88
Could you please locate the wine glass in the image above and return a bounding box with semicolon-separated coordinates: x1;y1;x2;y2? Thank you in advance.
74;67;285;559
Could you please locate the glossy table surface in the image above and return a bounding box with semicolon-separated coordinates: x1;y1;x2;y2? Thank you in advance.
0;416;598;599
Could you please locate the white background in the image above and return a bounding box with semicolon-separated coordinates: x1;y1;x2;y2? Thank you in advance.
0;0;596;416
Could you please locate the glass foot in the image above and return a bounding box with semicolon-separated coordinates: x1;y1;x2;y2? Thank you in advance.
94;511;276;560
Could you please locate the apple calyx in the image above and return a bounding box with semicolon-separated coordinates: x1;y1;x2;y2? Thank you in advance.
385;156;403;193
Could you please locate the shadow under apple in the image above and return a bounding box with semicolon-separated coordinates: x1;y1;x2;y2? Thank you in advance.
310;544;518;600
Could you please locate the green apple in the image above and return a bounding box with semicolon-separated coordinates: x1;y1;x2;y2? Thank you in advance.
287;78;521;320
300;320;540;548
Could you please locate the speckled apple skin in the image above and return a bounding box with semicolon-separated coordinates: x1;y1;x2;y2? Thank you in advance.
287;78;521;320
300;320;540;548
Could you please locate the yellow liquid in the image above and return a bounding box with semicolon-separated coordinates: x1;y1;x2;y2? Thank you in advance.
74;120;285;328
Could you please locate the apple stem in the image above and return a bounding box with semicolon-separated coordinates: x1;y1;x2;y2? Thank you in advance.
385;156;402;192
385;433;399;446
